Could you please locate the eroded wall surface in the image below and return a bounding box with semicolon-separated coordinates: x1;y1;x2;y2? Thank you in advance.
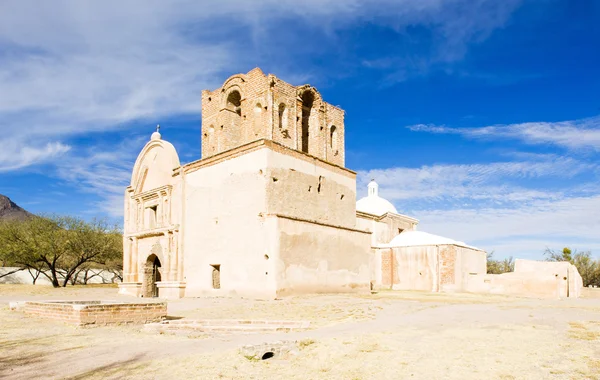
373;246;437;291
274;215;371;296
372;244;486;293
201;68;345;166
447;246;487;292
264;145;357;228
181;142;370;299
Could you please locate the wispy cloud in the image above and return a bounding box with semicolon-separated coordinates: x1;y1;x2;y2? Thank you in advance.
54;135;147;217
358;155;597;206
357;151;600;258
0;1;523;154
414;195;600;258
0;140;71;172
408;116;600;151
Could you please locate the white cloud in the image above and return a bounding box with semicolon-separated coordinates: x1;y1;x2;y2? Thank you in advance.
0;0;524;215
357;155;597;205
54;135;147;217
0;0;522;143
408;116;600;151
0;139;71;172
414;195;600;259
357;153;600;259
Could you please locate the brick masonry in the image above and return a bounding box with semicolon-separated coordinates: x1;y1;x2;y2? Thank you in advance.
201;68;345;167
438;245;457;286
21;301;167;326
381;248;394;286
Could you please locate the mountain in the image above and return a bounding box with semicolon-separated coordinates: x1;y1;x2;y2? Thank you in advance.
0;195;32;221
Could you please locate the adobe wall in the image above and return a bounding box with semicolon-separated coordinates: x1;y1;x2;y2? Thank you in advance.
374;246;438;291
372;244;486;293
444;245;487;292
464;273;563;299
272;215;371;296
356;214;418;247
464;260;583;299
264;145;357;228
182;148;277;299
514;259;582;298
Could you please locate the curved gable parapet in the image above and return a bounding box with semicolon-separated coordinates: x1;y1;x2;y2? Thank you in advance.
130;139;181;193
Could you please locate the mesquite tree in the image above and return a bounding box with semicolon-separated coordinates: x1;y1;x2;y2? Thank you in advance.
0;215;122;287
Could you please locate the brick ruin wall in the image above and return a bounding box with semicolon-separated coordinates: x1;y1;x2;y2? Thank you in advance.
201;68;345;167
381;249;394;286
22;301;167;326
438;245;457;286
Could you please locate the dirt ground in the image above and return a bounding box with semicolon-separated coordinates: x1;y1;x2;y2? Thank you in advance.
1;285;599;379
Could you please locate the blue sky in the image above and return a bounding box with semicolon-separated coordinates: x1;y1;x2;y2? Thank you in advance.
1;0;599;260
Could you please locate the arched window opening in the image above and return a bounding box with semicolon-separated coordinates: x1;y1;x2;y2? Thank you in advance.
208;125;215;149
278;103;287;130
301;91;314;153
226;90;242;116
253;103;263;137
330;125;338;152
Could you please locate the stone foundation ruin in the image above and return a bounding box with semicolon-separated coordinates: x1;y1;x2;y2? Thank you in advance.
10;300;167;326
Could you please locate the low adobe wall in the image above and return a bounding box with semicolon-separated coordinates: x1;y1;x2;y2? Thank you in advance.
465;273;563;299
20;301;167;326
464;259;583;299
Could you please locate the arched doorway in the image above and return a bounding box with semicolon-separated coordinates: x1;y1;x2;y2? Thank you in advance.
143;254;162;298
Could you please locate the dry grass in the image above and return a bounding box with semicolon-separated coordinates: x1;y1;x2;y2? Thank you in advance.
568;321;600;341
363;289;517;304
176;296;382;328
1;286;600;379
0;283;117;297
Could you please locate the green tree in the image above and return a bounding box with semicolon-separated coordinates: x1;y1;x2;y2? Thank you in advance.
487;251;514;274
544;247;573;263
572;251;600;287
544;247;600;287
0;215;122;287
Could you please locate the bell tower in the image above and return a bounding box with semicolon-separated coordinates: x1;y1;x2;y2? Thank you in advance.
200;68;346;167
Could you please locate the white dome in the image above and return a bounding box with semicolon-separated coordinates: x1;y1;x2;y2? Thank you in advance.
356;180;398;216
386;230;479;250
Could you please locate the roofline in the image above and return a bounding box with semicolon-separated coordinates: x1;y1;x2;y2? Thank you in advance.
177;139;356;178
356;210;419;223
374;242;485;252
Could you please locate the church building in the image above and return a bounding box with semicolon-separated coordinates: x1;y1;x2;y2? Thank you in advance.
119;68;487;300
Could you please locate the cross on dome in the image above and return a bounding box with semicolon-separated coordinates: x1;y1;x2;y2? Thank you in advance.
151;124;162;141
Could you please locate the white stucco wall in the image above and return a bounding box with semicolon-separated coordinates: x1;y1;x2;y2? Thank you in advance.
182;148;277;299
391;246;438;291
464;259;583;299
